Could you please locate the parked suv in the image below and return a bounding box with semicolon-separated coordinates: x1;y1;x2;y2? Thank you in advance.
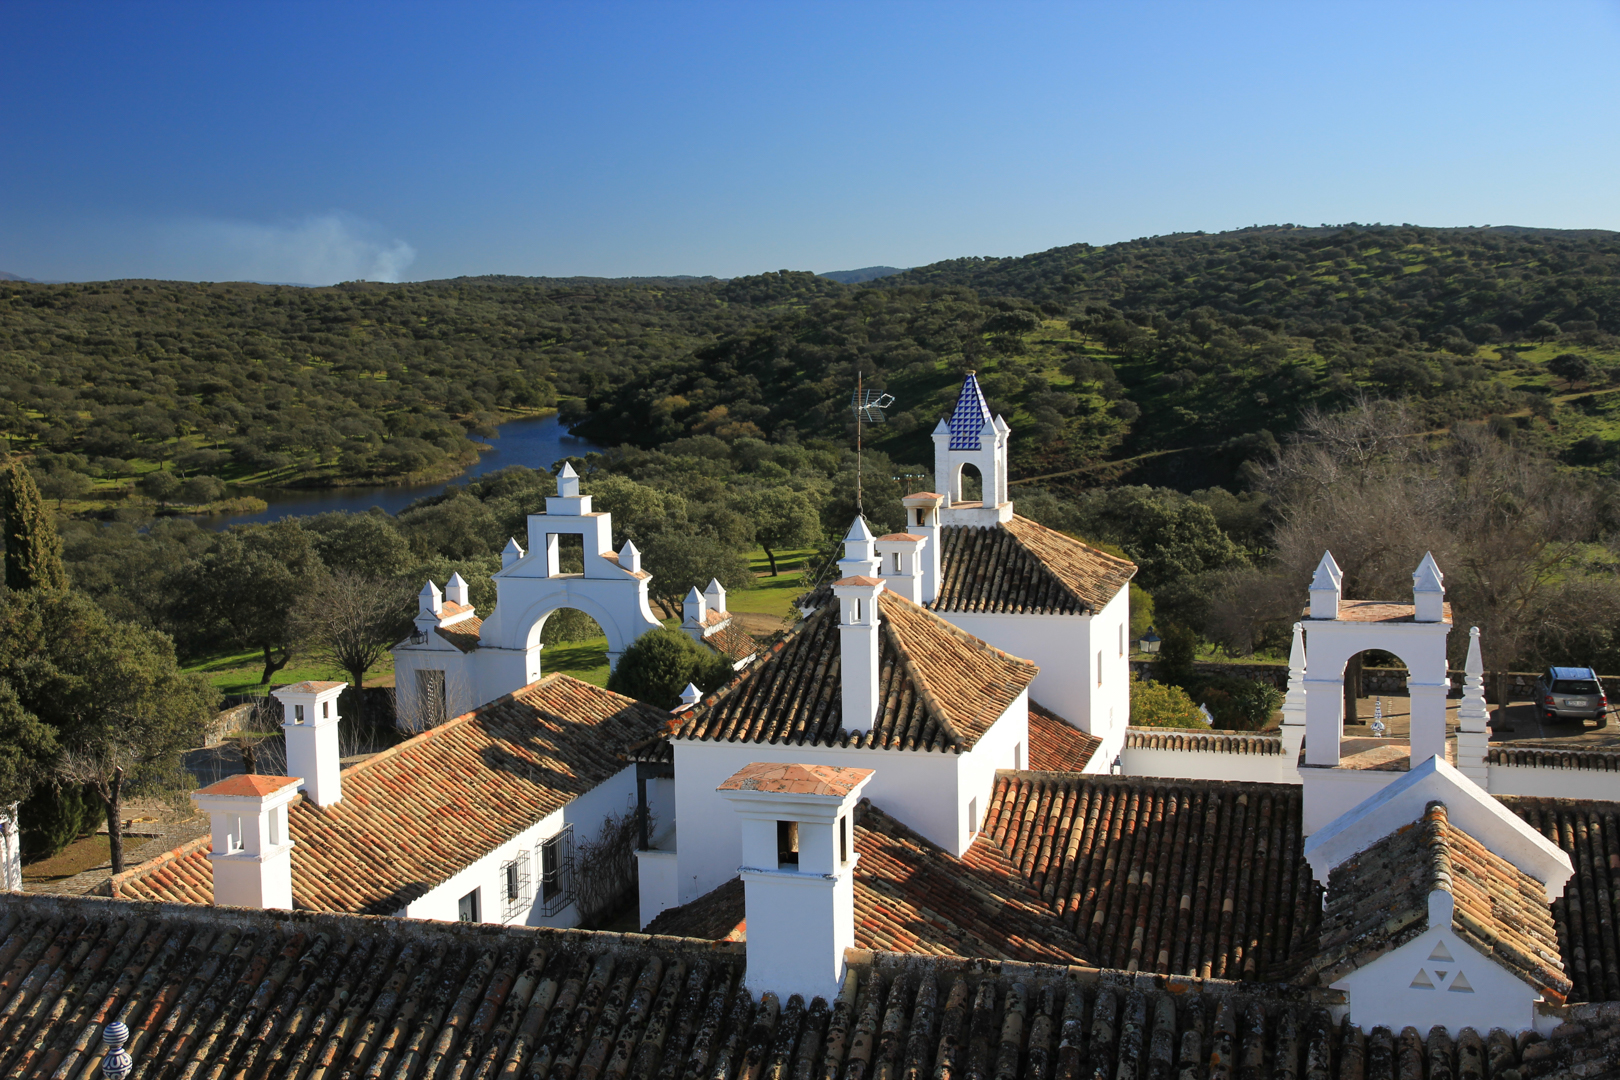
1534;666;1609;727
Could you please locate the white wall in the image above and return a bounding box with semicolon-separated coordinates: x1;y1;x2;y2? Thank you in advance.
1121;744;1293;784
940;586;1129;742
670;692;1028;905
1300;766;1405;835
1333;896;1543;1036
1488;764;1620;801
392;639;483;729
635;849;679;929
402;763;639;927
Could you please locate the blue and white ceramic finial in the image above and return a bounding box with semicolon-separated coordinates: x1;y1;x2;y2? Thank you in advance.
102;1021;133;1080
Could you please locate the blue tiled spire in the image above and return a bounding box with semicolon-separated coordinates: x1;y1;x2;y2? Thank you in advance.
947;373;992;451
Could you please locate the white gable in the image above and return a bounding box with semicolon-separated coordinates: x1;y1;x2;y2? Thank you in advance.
1303;756;1572;898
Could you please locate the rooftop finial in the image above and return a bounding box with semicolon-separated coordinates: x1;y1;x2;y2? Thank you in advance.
102;1021;132;1080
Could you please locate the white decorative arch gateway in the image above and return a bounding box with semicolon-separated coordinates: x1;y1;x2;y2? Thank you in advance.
392;465;663;722
1292;551;1455;769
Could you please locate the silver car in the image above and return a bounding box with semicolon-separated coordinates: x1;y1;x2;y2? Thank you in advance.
1534;666;1609;727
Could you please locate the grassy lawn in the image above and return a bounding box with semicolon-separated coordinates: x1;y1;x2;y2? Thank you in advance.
731;547;819;620
184;648;394;697
22;834;110;882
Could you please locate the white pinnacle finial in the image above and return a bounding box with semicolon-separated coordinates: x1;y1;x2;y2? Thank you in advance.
619;538;641;573
845;516;874;543
502;536;525;569
679;682;702;708
685;586;703;602
1281;621;1307;729
445;572;469;607
1414;551;1444;592
932;418;951;436
1311;551;1342;590
556;462;581;497
1458;625;1489;731
418;579;442;616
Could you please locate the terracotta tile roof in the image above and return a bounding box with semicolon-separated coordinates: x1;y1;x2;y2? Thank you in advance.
110;674;672;915
673;590;1036;754
275;680;345;694
929;515;1135;615
645;802;1089;965
1308;599;1455;623
876;533;925;542
435;614;483;652
1491;744;1620;771
1123;728;1284;755
439;599;473;618
982;772;1321;980
717;762;872;797
833;574;883;587
1504;797;1620;1003
1305;801;1570;1002
5;891;1617;1080
1027;701;1102;771
707;623;759;662
194;774;302;798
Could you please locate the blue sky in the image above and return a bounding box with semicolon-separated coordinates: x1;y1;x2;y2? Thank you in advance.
4;1;1618;284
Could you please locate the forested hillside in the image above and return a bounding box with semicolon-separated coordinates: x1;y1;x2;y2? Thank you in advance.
5;225;1620;500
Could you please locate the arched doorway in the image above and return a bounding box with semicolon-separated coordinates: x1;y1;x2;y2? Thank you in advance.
1341;648;1412;735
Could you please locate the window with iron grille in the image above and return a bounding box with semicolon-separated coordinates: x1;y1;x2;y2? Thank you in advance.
538;826;574;916
501;850;532;921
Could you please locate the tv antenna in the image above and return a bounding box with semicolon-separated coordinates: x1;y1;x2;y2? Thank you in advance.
851;372;895;515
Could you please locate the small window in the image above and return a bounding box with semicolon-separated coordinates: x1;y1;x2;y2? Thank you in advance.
1013;742;1023;771
293;704;305;725
777;820;800;867
501;850;532;921
853;598;862;622
538;826;574;916
840;816;849;865
267;809;281;847
891;552;901;574
322;700;331;719
1097;651;1103;685
226;813;244;852
1118;624;1124;656
458;889;480;922
967;797;979;835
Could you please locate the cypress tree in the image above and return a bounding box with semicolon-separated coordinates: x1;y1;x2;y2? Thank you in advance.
1;462;67;592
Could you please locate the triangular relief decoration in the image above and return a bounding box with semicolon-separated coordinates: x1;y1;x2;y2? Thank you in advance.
1428;941;1454;962
1449;970;1474;993
1411;969;1435;989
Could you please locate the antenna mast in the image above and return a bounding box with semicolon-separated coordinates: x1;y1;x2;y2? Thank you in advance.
850;374;895;519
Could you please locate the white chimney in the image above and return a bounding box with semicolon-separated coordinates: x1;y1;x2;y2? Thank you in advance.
704;576;727;615
272;681;347;808
902;491;945;605
419;579;443;617
683;586;707;628
837;516;879;579
1308;551;1342;619
445;572;469;608
717;762;874;1004
874;532;926;604
192;773;301;909
832;575;885;733
1413;552;1445;622
502;537;525;569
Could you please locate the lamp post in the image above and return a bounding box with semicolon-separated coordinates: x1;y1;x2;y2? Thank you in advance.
1139;628;1161;655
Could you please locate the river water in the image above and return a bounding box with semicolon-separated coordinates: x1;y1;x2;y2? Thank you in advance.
203;413;606;528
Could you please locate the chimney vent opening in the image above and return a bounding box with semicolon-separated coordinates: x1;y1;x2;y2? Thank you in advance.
294;704;305;725
777;820;800;867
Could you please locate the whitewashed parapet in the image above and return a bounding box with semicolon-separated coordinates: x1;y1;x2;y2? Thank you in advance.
1488;745;1620;801
1121;727;1295;784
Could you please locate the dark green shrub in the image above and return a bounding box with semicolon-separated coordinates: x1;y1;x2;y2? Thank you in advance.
607;629;733;709
20;782;96;861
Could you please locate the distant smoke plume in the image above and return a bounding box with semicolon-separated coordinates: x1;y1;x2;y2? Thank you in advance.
158;212;417;284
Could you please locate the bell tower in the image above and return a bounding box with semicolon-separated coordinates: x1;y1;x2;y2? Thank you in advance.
933;373;1012;526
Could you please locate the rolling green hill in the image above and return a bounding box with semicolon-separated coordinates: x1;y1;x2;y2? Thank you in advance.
6;225;1620;500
